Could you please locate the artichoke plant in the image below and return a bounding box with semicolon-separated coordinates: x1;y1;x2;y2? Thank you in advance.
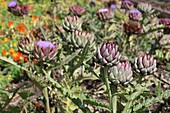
137;2;154;14
8;1;29;16
129;9;142;21
135;54;157;74
94;42;120;66
69;5;85;16
109;61;133;85
96;8;113;21
34;40;58;62
70;30;95;48
18;36;35;55
121;0;134;10
62;16;82;32
123;20;142;34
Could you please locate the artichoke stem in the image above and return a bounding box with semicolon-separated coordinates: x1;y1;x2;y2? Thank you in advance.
104;67;113;113
43;87;51;113
111;84;118;113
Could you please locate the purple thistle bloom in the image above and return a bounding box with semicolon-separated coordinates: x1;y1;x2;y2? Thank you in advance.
8;1;17;8
97;8;109;13
110;4;116;10
129;9;142;21
37;40;55;50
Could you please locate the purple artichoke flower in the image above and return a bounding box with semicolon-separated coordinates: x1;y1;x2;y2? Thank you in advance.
94;42;120;66
129;9;142;21
37;40;55;50
110;4;116;10
34;40;58;62
121;0;134;10
69;5;85;16
8;1;17;8
123;20;142;34
135;54;157;74
109;61;133;85
96;8;113;21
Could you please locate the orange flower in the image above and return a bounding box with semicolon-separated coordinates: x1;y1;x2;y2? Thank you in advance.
28;5;33;11
8;21;14;28
9;48;15;55
15;23;26;34
24;57;29;62
19;23;25;27
2;50;7;56
4;36;11;42
32;16;38;23
13;52;24;62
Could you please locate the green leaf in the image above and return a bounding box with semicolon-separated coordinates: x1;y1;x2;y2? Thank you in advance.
0;56;30;73
49;49;81;71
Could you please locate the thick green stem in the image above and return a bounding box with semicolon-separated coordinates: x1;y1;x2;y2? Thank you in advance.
43;87;51;113
111;85;118;113
104;67;113;113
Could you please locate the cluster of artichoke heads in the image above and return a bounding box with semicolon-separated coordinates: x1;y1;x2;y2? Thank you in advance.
94;42;157;85
8;1;29;16
62;9;95;49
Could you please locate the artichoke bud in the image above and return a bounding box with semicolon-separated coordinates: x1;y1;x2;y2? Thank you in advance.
8;1;29;16
123;20;142;34
71;30;95;48
96;8;113;21
62;16;82;32
129;9;142;21
121;0;134;10
69;5;85;16
18;36;35;55
159;18;170;34
94;42;120;66
109;61;133;85
137;2;153;14
34;40;58;62
135;54;157;74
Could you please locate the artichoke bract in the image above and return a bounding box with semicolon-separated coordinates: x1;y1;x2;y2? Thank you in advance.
69;5;85;16
34;40;58;62
94;42;120;66
70;30;95;48
129;9;142;21
62;16;82;32
96;8;113;21
18;37;35;55
135;54;157;74
109;61;133;85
